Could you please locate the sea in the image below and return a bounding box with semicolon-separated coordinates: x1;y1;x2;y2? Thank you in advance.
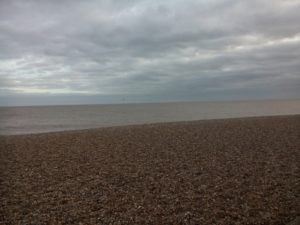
0;99;299;135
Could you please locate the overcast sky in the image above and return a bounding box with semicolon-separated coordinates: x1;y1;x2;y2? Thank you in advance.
0;0;299;106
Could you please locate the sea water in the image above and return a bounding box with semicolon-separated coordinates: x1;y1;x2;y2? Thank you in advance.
0;99;299;135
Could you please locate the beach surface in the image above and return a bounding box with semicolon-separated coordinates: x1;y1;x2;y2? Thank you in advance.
0;115;299;224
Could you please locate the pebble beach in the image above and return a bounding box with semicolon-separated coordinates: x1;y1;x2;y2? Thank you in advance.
0;115;299;224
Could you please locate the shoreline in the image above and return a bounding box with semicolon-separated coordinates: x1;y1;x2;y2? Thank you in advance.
1;99;300;136
1;114;300;137
0;115;299;224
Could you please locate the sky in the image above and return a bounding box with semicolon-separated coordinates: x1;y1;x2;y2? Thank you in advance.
0;0;299;106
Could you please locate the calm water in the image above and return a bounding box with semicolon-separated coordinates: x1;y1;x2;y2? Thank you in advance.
0;100;299;135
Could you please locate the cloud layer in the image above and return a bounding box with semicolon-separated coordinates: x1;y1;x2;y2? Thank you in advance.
0;0;299;105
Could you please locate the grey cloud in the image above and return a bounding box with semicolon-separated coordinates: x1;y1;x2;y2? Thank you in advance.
0;0;299;105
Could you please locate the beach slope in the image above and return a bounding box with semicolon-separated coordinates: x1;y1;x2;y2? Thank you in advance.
0;115;299;224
